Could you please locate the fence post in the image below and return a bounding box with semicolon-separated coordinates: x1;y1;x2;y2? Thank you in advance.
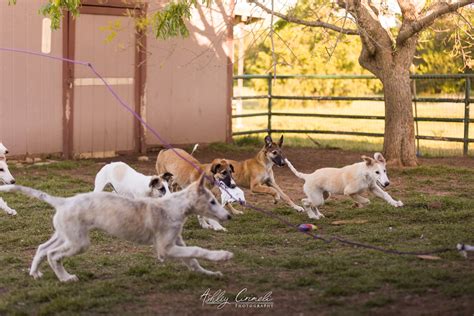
464;77;471;156
412;78;420;156
267;73;273;136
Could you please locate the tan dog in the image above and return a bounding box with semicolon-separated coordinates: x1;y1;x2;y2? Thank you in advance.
156;149;236;192
285;153;403;219
156;148;238;231
226;135;304;213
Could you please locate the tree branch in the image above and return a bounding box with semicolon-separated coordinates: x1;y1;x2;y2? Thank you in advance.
397;0;474;45
247;0;359;35
340;0;394;50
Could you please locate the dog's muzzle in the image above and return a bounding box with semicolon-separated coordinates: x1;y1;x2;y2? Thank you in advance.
272;157;286;167
223;176;236;188
376;180;389;189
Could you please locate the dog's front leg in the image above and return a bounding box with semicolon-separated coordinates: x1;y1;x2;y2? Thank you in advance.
371;186;403;207
197;216;227;231
226;203;243;215
175;237;223;277
268;182;305;213
0;198;16;216
165;244;233;262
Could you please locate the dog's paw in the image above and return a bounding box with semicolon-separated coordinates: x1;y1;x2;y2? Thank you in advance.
209;271;223;277
395;200;404;207
232;209;244;215
61;274;79;282
294;205;305;213
213;250;233;261
30;270;43;279
273;194;281;204
6;209;17;216
212;226;227;232
308;212;320;220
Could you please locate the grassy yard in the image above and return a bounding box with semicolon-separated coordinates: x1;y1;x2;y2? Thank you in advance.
0;146;473;315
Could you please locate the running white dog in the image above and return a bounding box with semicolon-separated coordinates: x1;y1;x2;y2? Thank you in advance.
0;147;17;216
0;177;233;282
285;153;403;219
94;162;173;198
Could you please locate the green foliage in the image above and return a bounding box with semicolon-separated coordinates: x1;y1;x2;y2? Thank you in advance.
244;23;383;99
10;0;211;40
242;0;472;97
415;11;474;94
152;1;192;39
39;0;80;30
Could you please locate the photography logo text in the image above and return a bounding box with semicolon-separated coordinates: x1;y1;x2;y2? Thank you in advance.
200;288;273;309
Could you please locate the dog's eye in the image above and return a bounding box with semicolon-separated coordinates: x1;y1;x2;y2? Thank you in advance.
272;151;277;155
222;171;227;175
0;168;3;172
375;171;380;174
384;170;387;173
210;200;217;205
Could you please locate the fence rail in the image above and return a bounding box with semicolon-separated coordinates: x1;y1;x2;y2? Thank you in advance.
232;73;474;156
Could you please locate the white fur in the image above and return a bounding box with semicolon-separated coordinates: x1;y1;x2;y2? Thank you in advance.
0;143;8;155
219;182;245;205
0;151;16;216
0;180;233;282
286;152;403;220
94;162;171;199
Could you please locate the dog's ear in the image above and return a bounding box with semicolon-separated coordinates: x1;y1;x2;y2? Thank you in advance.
278;135;284;147
162;172;173;182
149;176;161;188
229;164;235;173
264;135;273;148
211;163;221;174
361;155;373;166
374;152;386;164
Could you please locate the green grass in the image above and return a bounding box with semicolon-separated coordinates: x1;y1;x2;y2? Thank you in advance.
0;149;473;314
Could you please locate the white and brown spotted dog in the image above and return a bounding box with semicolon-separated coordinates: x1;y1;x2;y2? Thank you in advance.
94;162;173;199
285;153;403;219
226;135;305;213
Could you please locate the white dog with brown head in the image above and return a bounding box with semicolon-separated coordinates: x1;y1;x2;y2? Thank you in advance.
285;153;403;219
94;162;173;199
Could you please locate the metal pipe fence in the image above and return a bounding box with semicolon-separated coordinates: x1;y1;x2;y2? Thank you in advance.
232;73;474;156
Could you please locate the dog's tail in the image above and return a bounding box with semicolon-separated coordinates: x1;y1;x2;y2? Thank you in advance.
285;159;308;180
0;185;65;208
190;144;199;156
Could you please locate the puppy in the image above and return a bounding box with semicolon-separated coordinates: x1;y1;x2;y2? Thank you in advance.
226;135;305;213
94;162;172;199
0;153;16;216
156;149;236;191
0;176;233;282
286;153;403;219
157;149;238;231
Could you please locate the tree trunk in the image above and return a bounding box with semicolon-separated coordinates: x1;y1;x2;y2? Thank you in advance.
381;68;418;166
